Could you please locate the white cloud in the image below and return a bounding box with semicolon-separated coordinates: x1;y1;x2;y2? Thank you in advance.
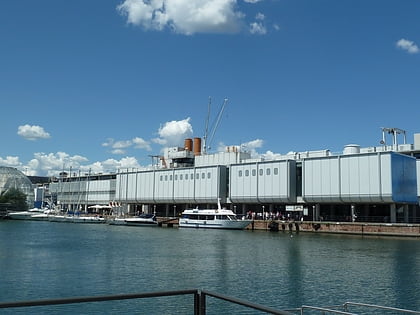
255;12;264;20
17;124;51;141
117;0;244;35
243;0;262;3
396;38;419;54
0;156;22;168
20;151;143;176
153;118;193;147
103;137;152;155
132;137;152;150
249;21;266;35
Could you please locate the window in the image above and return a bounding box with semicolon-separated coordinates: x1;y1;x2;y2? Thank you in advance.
201;172;205;179
191;173;194;180
239;170;243;177
252;169;256;176
165;175;168;181
170;175;173;180
160;175;163;181
245;170;249;177
259;169;263;176
207;172;211;179
180;174;183;180
266;168;271;176
196;173;199;179
274;168;279;175
174;175;178;180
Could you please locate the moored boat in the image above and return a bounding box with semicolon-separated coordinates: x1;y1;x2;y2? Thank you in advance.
109;213;158;226
7;208;45;220
179;200;251;230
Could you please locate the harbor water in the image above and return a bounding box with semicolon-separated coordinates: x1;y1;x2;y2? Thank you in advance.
0;220;419;314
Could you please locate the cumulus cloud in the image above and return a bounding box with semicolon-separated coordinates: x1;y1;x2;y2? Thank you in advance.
153;118;193;147
102;137;152;155
0;156;22;168
17;124;51;140
396;38;419;54
117;0;245;35
19;151;143;176
249;12;266;34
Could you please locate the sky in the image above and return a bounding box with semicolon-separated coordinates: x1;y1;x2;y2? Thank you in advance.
1;0;419;177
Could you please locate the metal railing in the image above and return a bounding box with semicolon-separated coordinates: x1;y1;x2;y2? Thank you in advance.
1;290;419;314
0;289;293;315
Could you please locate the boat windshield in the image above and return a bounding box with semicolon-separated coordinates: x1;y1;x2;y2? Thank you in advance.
227;215;238;220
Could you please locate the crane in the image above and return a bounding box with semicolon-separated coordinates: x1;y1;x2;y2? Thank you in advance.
202;97;228;154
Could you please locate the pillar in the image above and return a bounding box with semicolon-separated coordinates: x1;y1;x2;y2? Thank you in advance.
313;204;320;221
390;204;397;223
403;204;409;223
351;204;356;222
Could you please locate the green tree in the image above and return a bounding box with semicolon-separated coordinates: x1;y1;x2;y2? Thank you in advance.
0;188;28;210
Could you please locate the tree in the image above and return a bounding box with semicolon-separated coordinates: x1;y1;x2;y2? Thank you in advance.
0;188;28;211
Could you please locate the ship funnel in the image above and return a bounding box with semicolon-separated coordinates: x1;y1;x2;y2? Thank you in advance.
194;137;202;156
184;138;193;151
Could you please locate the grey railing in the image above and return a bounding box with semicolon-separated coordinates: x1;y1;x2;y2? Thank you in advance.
1;290;418;314
0;289;293;315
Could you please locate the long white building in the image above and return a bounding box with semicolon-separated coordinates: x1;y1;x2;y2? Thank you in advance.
49;130;420;223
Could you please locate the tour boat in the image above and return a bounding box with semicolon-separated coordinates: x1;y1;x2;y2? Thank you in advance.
179;200;251;230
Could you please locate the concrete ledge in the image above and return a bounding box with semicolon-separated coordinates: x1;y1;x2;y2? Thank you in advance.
246;220;420;237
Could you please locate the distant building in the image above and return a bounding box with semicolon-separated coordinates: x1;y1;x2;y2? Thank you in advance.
49;131;420;223
0;166;35;209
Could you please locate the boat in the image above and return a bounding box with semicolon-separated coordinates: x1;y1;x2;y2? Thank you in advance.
109;213;158;226
7;208;46;220
179;200;252;230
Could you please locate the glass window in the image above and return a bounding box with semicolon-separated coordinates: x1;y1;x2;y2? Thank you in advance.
196;173;199;179
201;172;205;179
239;170;242;177
274;168;279;175
180;174;183;180
259;169;263;176
174;175;177;180
266;168;271;175
191;173;194;180
170;175;173;180
165;175;168;181
207;172;211;179
252;169;256;176
245;170;249;177
160;175;163;181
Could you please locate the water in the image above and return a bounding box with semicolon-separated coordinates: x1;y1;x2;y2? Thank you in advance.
0;220;419;314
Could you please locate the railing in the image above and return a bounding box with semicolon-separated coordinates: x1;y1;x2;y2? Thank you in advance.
1;290;419;314
0;289;293;315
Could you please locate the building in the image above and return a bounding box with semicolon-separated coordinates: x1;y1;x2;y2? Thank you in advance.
49;131;420;223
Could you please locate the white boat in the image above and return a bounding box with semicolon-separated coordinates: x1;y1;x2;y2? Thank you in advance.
30;209;56;221
179;200;251;230
8;208;45;220
109;214;158;226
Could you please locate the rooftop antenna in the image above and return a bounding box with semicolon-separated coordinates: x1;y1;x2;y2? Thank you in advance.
203;97;228;153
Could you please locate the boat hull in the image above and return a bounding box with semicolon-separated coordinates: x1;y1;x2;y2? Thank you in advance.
179;219;251;230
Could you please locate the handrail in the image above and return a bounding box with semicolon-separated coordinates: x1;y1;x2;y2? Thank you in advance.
1;291;418;314
0;289;293;314
343;301;420;314
201;290;293;315
300;305;357;314
0;289;198;309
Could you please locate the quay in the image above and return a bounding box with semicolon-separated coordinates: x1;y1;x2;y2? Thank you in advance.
156;217;420;237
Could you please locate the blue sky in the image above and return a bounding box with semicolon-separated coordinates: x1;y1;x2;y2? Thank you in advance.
1;0;419;176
